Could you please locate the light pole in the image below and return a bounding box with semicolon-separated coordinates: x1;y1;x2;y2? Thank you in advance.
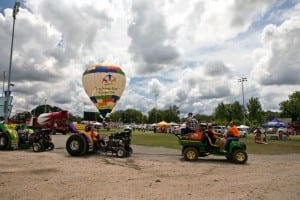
154;93;158;123
238;77;247;124
2;71;5;97
4;1;20;123
44;99;47;113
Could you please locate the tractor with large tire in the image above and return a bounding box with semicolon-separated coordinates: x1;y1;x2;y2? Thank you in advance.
0;124;33;150
177;131;248;164
66;129;132;157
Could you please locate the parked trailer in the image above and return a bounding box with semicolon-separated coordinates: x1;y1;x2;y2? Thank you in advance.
8;111;69;134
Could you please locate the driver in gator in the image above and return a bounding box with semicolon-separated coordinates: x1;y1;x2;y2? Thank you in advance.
205;125;226;152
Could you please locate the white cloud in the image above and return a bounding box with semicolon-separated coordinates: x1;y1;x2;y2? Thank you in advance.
0;0;299;118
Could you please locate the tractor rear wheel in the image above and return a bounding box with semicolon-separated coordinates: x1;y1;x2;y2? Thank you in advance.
66;134;87;156
0;132;10;150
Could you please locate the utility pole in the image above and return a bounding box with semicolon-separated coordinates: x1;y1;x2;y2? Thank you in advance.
4;2;20;123
238;77;247;124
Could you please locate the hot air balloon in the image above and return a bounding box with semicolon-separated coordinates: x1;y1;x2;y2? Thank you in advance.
82;63;126;118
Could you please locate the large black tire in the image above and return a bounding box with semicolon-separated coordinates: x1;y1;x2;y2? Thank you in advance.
232;149;248;164
183;147;199;161
0;132;10;150
66;134;87;156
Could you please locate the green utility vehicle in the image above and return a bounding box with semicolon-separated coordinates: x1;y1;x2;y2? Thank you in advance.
178;134;248;164
0;124;33;150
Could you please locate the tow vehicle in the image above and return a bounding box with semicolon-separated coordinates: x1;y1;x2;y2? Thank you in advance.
66;128;132;157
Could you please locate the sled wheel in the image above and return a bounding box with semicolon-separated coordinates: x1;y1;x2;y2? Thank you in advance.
0;131;10;150
66;134;87;156
49;142;55;150
51;129;56;135
116;147;126;158
33;143;41;152
232;149;248;164
183;147;199;161
126;147;133;157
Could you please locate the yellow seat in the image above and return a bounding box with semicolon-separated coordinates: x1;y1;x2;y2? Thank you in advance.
205;133;219;147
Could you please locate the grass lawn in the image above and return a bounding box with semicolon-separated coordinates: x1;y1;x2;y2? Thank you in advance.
127;130;300;154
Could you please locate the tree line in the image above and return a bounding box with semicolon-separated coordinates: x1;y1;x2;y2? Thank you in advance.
30;91;300;127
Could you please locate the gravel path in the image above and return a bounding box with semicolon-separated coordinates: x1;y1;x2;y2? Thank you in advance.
0;136;300;200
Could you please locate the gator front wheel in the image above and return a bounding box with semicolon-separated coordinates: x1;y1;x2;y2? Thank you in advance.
183;147;199;161
232;149;248;164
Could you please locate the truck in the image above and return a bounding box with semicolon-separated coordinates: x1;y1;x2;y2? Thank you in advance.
290;122;300;134
8;111;69;135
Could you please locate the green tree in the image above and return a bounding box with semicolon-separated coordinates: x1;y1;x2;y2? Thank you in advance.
163;105;180;122
263;111;280;122
214;102;230;122
194;114;213;124
109;110;123;122
122;109;145;123
247;97;263;126
279;91;300;121
230;101;243;123
31;104;63;117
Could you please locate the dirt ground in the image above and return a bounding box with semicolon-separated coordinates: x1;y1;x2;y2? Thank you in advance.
0;144;300;200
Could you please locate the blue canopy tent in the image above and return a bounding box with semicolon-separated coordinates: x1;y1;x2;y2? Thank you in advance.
262;118;288;128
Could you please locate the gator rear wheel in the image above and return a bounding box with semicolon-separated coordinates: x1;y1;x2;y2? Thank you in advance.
183;147;199;161
66;134;87;156
232;149;248;164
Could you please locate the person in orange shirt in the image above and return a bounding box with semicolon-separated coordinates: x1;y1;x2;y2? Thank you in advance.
85;125;102;151
225;121;240;150
228;122;240;137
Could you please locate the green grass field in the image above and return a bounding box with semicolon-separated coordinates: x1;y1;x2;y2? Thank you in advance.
97;129;300;154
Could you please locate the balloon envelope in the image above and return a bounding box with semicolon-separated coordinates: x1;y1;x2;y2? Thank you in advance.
82;64;126;118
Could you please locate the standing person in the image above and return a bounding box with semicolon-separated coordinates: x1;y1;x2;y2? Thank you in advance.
181;112;199;135
225;121;240;149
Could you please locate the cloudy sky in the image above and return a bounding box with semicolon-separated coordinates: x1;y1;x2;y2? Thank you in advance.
0;0;299;118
